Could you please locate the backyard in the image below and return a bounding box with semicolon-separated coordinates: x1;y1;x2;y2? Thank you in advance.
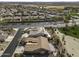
59;26;79;39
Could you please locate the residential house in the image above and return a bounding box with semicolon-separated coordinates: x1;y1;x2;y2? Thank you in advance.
0;30;8;42
22;36;49;54
27;27;46;37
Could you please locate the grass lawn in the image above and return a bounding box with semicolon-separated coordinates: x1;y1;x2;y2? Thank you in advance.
69;11;79;16
58;26;79;39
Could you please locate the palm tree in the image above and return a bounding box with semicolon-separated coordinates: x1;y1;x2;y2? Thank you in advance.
17;5;23;22
62;35;65;41
42;5;47;20
44;10;47;21
64;16;69;27
11;11;15;22
37;6;40;20
72;19;76;26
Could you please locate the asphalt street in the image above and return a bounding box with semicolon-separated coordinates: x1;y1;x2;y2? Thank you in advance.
0;21;66;28
0;20;77;28
1;29;23;57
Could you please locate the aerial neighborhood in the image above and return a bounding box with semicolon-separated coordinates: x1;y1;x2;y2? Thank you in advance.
0;2;79;57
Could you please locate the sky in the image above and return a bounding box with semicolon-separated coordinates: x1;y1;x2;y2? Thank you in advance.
0;0;79;2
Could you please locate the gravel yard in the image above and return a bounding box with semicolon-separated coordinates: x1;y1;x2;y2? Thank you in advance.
55;29;79;57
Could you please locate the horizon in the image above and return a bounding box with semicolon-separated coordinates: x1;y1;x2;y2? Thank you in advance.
0;0;79;2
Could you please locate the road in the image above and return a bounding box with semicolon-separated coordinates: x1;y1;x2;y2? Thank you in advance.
0;20;78;28
0;21;66;28
1;29;23;57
